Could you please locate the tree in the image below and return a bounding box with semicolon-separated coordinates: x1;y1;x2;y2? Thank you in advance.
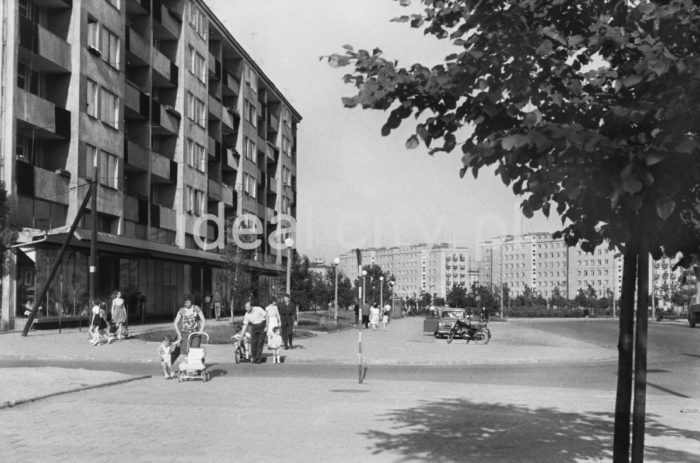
549;286;567;310
446;284;467;308
290;254;313;311
434;296;446;306
0;182;17;275
218;219;255;321
327;2;700;459
355;264;394;305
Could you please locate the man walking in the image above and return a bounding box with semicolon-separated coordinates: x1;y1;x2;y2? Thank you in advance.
238;301;267;363
278;293;297;349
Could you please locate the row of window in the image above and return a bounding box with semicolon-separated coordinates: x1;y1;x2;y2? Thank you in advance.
189;3;207;40
243;172;257;198
87;79;119;129
87;17;120;70
243;137;257;163
244;99;257;128
86;144;119;189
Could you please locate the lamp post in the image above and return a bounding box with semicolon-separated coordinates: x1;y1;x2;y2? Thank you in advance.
285;237;294;296
362;270;367;306
333;257;340;324
379;276;384;307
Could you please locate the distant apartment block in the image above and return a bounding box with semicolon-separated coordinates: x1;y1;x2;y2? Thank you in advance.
0;0;300;329
338;243;472;300
478;233;624;299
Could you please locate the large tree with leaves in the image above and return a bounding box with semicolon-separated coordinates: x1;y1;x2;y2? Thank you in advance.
327;1;700;460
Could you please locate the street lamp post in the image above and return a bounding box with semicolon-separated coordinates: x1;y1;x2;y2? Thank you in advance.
285;237;294;296
379;276;384;307
333;257;340;324
362;270;367;306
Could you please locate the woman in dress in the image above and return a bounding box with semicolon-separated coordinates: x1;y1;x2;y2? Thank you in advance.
110;290;128;339
265;298;281;342
173;294;206;355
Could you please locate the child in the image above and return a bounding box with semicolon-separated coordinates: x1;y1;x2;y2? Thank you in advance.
268;326;283;364
157;335;179;379
89;301;115;346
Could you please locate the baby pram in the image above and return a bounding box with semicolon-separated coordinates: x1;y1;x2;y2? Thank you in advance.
178;332;210;382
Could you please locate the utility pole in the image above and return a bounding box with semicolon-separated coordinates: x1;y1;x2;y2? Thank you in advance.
500;242;504;319
89;163;98;309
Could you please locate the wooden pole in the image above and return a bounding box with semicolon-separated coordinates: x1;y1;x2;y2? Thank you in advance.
22;184;94;336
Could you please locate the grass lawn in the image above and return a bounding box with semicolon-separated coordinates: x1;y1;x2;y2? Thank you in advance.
297;309;357;332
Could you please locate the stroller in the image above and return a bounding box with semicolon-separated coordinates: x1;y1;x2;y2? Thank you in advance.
231;332;251;363
178;332;210;382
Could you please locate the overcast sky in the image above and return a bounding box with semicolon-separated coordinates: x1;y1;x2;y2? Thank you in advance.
206;0;558;260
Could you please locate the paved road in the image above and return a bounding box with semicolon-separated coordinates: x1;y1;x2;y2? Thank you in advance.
2;317;699;462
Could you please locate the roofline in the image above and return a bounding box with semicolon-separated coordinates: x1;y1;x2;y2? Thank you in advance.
200;0;303;122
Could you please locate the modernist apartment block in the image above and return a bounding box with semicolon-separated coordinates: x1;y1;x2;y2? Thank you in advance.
0;0;300;329
478;233;624;300
338;243;472;300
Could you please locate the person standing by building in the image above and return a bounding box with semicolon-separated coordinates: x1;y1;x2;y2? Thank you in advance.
110;290;128;340
238;301;267;364
278;293;297;349
212;291;222;321
361;302;370;328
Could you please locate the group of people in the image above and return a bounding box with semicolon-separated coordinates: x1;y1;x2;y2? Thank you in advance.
88;290;129;346
237;294;297;364
356;302;393;330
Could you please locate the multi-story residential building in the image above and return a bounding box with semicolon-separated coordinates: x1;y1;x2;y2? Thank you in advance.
478;233;623;300
338;243;471;300
0;0;300;330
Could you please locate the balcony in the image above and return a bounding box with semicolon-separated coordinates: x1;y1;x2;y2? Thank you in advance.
124;140;149;171
208;53;221;80
153;1;180;40
18;17;71;73
268;176;278;194
123;195;140;222
208;94;222;118
268;113;279;133
223;148;239;170
126;28;149;66
32;165;70;204
223;71;240;96
152;47;177;87
222;184;234;205
208;179;222;202
124;80;149;119
126;0;150;16
15;89;70;139
151;101;180;135
158;205;177;231
151;151;172;182
222;107;235;131
265;207;275;222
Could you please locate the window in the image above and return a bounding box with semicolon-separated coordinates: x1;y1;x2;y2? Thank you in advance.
244;99;257;127
100;87;119;128
100;151;119;189
186;92;206;127
186;186;194;213
282;135;291;157
281;107;291;127
243;137;256;163
86;79;99;118
282;166;291;186
101;26;120;69
244;65;258;94
17;63;38;95
188;45;206;83
186;139;206;172
19;0;39;22
16;133;34;163
189;3;206;39
87;17;100;52
85;144;97;179
195;189;205;215
243;173;257;198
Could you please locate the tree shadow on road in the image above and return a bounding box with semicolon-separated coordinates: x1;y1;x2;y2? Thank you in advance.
362;398;700;462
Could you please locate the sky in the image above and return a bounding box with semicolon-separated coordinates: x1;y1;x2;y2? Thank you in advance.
205;0;558;260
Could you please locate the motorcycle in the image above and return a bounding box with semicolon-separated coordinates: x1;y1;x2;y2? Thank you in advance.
446;316;491;345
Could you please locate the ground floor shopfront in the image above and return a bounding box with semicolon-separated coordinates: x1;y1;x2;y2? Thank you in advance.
1;231;285;331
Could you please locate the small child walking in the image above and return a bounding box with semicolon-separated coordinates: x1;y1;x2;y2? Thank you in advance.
157;335;178;379
268;326;283;364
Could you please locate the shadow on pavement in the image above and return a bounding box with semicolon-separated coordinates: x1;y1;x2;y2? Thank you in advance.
207;368;228;379
362;398;700;462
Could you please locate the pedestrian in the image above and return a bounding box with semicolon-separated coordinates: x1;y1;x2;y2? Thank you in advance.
203;294;213;319
110;290;128;339
361;302;370;328
268;326;283;364
353;301;360;325
382;303;392;330
369;302;380;330
265;297;281;343
278;293;297;349
89;300;114;346
157;335;178;379
173;294;206;356
238;301;267;363
212;291;222;320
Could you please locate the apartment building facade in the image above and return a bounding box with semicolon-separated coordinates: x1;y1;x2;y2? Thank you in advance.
338;243;471;300
0;0;300;329
478;233;623;300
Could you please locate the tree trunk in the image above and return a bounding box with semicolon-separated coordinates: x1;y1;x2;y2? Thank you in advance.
632;240;650;462
613;244;638;462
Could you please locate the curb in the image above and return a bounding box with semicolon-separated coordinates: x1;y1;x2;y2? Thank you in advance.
0;374;151;410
